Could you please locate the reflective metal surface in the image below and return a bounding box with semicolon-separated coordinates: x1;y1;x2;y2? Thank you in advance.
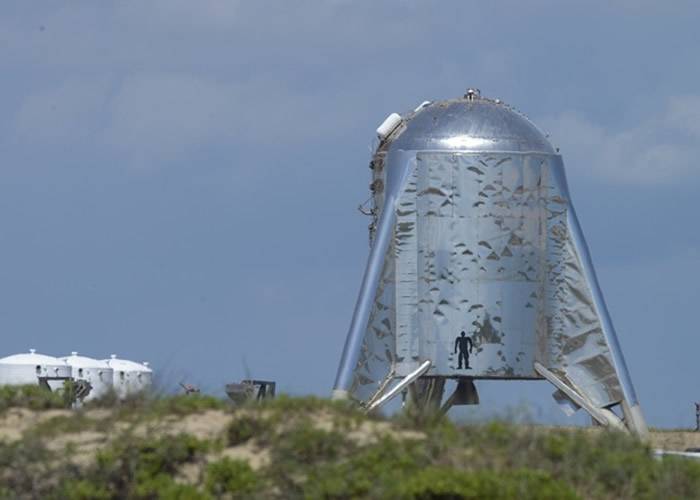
333;93;646;435
392;99;554;154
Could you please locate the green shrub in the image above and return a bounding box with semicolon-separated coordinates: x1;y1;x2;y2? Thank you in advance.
133;473;211;500
84;391;227;417
31;412;97;438
58;479;112;500
150;394;227;416
227;413;273;446
0;438;57;496
51;433;212;500
260;395;359;420
650;455;700;500
8;395;700;499
66;433;211;498
0;384;68;412
399;467;579;500
205;458;260;496
272;422;348;465
102;433;208;477
304;437;428;499
267;421;352;496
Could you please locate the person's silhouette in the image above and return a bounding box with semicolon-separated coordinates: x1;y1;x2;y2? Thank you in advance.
454;331;474;369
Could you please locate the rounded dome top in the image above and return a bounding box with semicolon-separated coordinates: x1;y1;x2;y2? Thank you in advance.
0;349;68;366
391;94;555;154
62;352;112;370
104;355;152;373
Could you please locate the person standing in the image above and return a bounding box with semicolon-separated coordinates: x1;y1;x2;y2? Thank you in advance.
454;331;474;369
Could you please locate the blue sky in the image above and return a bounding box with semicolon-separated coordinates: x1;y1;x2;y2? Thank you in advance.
1;1;699;428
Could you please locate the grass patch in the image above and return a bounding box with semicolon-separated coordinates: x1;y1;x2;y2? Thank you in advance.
205;458;261;496
83;392;230;423
272;422;349;465
0;437;57;496
304;436;428;499
56;433;211;499
398;467;579;500
258;394;355;415
3;395;700;499
0;384;69;412
29;412;104;438
148;393;228;416
227;413;274;447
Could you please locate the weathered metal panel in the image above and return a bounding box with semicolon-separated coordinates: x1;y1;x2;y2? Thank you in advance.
388;151;622;406
396;152;544;378
346;242;396;402
544;164;623;407
333;96;642;431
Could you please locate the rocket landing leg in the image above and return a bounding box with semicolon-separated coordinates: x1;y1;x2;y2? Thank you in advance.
365;360;432;412
535;362;648;439
355;363;646;439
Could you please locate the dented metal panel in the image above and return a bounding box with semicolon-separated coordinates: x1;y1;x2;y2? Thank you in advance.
387;151;621;407
348;241;396;402
397;152;545;379
333;94;644;434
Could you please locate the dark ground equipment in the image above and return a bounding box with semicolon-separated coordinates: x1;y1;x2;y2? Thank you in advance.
225;379;276;405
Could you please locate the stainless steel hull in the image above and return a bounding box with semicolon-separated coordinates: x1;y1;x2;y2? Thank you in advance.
333;92;646;436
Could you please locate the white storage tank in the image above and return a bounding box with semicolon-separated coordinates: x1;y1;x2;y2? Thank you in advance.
0;349;71;388
104;355;153;398
61;352;114;401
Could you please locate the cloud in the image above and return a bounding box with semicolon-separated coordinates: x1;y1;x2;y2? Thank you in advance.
5;2;700;175
9;70;379;168
102;74;235;165
541;96;700;185
0;2;528;170
13;78;111;146
0;2;432;71
666;95;700;139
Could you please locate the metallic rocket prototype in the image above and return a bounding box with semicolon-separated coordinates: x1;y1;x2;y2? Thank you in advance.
333;90;647;436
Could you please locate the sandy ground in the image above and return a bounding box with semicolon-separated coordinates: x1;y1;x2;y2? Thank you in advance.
0;406;431;474
1;407;698;466
649;431;700;451
0;408;73;442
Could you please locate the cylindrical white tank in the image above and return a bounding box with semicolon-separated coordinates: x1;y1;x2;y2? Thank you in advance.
0;349;71;387
61;352;114;401
104;355;153;398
